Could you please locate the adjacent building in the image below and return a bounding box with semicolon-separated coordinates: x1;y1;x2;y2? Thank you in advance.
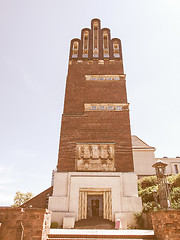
132;135;180;177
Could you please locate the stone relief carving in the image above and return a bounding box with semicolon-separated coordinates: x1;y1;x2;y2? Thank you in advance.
76;144;115;171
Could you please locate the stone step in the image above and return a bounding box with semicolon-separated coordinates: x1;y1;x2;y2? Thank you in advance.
47;238;155;240
48;229;155;240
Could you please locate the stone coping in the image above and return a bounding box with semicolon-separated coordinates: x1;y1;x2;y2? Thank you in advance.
151;209;180;214
49;229;154;236
0;207;51;213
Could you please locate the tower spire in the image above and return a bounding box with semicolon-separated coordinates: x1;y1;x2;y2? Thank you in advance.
70;19;122;61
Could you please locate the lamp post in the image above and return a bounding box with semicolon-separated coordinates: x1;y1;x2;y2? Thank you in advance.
152;159;171;209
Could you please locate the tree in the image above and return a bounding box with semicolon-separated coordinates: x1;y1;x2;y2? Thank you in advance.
11;191;33;207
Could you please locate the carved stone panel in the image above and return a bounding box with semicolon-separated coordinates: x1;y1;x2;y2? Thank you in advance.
76;144;115;171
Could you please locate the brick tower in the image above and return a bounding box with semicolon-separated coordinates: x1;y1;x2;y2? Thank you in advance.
48;19;142;228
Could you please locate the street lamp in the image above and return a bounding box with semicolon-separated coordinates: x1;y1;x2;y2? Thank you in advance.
152;159;171;209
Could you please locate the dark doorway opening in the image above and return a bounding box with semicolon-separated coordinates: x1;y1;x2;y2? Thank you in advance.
92;199;99;217
87;195;103;218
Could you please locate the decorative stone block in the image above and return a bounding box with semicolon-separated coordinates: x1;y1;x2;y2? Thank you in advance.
63;217;75;229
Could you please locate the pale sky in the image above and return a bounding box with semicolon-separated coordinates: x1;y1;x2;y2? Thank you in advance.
0;0;180;205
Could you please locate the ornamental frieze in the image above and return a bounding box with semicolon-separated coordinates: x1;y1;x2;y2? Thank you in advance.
76;144;115;171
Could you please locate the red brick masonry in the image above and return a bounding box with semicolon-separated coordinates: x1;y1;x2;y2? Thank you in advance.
0;208;51;240
151;210;180;240
21;186;53;208
57;19;134;173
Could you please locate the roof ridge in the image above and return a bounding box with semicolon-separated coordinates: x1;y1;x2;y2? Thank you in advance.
131;135;155;149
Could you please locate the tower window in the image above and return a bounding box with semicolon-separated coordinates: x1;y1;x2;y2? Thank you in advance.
115;106;122;110
175;164;179;174
99;77;105;80
85;75;122;81
114;76;120;80
93;23;99;58
91;105;97;110
107;105;114;110
113;42;120;58
84;103;128;111
103;32;109;58
83;31;89;58
72;41;79;58
99;105;106;110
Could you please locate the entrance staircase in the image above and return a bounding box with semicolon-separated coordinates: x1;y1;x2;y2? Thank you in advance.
47;229;155;240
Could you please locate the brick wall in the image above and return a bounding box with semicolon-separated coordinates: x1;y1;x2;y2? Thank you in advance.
57;60;134;173
57;19;134;173
151;210;180;240
0;208;51;240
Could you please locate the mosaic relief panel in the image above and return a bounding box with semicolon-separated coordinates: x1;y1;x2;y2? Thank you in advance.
76;144;115;171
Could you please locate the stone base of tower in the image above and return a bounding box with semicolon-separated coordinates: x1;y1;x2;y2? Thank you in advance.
48;172;142;228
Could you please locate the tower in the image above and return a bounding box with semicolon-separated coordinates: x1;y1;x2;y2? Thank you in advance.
48;19;142;227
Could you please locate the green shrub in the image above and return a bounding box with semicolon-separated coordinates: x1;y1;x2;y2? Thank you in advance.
171;174;180;187
171;187;180;202
139;176;158;189
139;185;158;203
142;201;160;212
50;222;59;228
171;200;180;209
138;181;142;191
127;225;136;229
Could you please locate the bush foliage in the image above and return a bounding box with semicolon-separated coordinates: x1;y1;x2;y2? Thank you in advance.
138;174;180;212
139;176;158;190
50;222;59;228
139;185;158;203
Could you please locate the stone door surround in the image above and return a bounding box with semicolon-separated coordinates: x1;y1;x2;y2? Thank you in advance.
78;188;112;221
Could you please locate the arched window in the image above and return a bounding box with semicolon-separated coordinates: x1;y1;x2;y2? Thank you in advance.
83;31;89;58
93;22;99;58
113;41;120;58
103;32;109;58
72;41;79;58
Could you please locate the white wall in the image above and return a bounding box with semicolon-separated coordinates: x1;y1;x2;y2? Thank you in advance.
48;172;142;223
133;149;156;176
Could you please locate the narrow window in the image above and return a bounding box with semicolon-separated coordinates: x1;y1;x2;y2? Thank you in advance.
107;105;114;110
93;22;99;57
113;41;120;58
91;105;97;110
72;41;79;58
175;164;179;174
99;105;106;110
114;76;120;80
116;106;122;111
103;32;109;58
83;31;89;58
99;76;105;80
